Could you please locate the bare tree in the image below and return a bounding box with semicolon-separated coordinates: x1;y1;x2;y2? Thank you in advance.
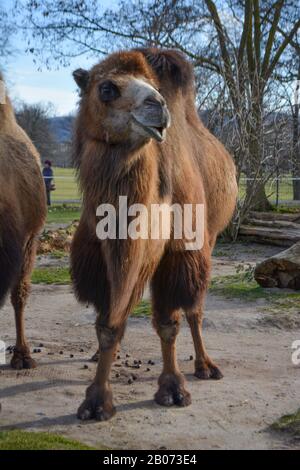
19;0;300;215
0;3;16;62
270;10;300;201
16;102;57;162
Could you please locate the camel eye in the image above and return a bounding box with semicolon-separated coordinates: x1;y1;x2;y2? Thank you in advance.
99;81;120;102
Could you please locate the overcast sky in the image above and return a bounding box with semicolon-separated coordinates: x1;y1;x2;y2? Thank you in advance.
3;0;115;115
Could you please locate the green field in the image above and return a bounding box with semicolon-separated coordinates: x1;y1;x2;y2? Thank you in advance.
50;167;295;204
46;204;81;224
45;168;298;225
31;266;152;316
271;409;300;438
47;178;299;224
239;177;294;202
0;430;97;450
50;167;80;202
32;266;71;284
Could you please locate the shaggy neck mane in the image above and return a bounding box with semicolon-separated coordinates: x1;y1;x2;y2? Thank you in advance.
75;132;160;209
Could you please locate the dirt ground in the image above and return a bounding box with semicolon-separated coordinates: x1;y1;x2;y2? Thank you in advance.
0;242;299;450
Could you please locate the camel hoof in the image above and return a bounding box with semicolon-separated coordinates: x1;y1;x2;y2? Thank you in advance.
154;373;191;407
77;383;116;422
194;362;223;380
77;402;116;422
10;349;37;370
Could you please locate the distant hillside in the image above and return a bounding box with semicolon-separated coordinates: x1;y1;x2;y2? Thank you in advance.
48;110;296;145
48;112;208;144
48;115;74;143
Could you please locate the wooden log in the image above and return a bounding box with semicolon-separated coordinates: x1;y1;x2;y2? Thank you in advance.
249;211;300;222
239;235;292;247
254;241;300;290
239;224;300;246
245;218;300;230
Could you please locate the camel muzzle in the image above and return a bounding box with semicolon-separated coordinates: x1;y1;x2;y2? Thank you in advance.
131;96;171;142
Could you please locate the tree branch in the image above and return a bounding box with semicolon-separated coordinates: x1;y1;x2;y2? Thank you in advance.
261;0;284;79
266;18;300;80
253;0;261;69
204;0;239;109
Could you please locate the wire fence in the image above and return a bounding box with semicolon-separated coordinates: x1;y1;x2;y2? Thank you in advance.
44;171;300;206
239;177;300;206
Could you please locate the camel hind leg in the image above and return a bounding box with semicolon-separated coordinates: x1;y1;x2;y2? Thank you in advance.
185;298;223;380
185;230;222;379
10;235;37;370
151;249;203;407
181;241;223;380
151;243;222;407
152;306;191;407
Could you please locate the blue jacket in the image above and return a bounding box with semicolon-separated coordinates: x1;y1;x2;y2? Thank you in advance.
42;167;53;190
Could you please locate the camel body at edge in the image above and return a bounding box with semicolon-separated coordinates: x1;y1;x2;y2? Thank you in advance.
0;73;46;369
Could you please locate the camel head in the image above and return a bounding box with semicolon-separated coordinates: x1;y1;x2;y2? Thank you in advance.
73;52;171;146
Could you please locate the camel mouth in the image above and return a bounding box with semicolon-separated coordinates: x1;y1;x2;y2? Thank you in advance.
131;115;166;142
145;125;165;142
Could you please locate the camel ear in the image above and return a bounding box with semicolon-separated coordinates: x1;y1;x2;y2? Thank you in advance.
73;68;90;91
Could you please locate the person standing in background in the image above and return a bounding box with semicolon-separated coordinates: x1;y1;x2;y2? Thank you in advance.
42;160;54;206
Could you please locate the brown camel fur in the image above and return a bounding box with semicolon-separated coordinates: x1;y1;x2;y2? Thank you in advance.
0;72;46;369
71;49;238;421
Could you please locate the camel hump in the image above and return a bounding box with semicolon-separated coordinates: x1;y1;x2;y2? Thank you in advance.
136;48;194;93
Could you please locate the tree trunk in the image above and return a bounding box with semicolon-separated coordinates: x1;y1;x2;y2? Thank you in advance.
246;178;272;211
245;94;272;212
293;179;300;201
254;241;300;290
293;176;300;201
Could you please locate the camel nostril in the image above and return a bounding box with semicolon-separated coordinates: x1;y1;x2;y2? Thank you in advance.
144;96;164;108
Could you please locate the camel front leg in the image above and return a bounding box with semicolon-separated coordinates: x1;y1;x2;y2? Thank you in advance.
77;319;125;421
90;343;120;362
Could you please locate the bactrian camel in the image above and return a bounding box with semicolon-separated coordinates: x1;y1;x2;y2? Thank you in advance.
71;49;238;421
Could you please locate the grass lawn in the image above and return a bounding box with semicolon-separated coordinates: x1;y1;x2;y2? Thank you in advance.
210;273;300;304
239;177;295;203
271;409;300;438
45;200;300;225
132;299;151;317
50;167;80;202
0;430;97;450
273;205;300;214
46;204;81;224
32;267;71;284
210;273;300;327
31;266;152;315
210;273;272;301
49;167;297;207
31;266;300;317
